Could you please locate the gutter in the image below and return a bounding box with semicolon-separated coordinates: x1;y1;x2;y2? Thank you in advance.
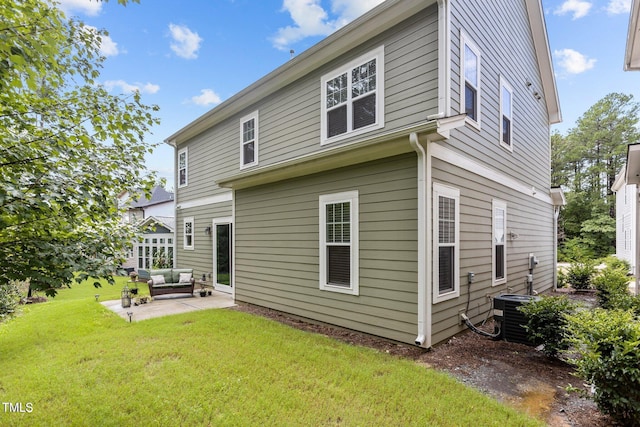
410;132;431;348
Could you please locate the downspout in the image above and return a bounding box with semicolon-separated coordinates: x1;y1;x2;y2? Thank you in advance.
411;132;431;348
553;206;560;291
635;185;640;296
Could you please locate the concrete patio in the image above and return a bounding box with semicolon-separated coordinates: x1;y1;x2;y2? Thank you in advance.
101;290;235;321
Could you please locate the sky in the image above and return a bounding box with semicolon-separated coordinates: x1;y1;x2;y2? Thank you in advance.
55;0;638;191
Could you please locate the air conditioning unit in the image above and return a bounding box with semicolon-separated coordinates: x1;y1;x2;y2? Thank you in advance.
493;294;539;345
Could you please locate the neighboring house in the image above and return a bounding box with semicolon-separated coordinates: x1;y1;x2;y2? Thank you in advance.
612;163;637;274
119;185;176;271
166;0;562;347
615;5;640;290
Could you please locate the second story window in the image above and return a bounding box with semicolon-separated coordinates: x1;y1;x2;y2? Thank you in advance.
178;147;188;187
321;46;385;144
500;77;513;150
240;111;258;168
460;32;481;127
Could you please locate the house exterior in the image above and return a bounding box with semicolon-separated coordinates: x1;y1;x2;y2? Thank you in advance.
166;0;562;347
119;185;176;271
613;165;637;274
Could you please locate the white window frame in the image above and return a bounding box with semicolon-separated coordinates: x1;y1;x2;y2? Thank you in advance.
460;31;481;129
492;200;507;286
320;45;385;145
183;216;194;250
178;147;188;188
433;183;460;303
319;191;359;295
240;111;259;169
499;76;514;152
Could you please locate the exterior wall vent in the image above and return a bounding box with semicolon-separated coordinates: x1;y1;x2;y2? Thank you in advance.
493;294;539;345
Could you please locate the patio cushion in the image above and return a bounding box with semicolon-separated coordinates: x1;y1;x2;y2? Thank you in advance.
149;268;173;284
171;269;193;283
178;272;192;283
150;275;165;285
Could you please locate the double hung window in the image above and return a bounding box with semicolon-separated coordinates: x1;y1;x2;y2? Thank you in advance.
319;191;359;295
240;111;258;168
493;200;507;285
183;217;194;250
500;77;513;150
178;148;188;187
461;32;481;127
433;184;460;302
321;46;384;144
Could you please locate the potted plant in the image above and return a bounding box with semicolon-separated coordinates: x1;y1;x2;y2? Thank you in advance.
129;271;139;295
199;283;207;297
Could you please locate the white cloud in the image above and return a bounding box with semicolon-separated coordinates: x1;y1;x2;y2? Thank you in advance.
104;80;160;94
606;0;631;14
168;24;202;59
84;26;120;57
191;89;222;106
57;0;102;16
271;0;384;51
554;48;596;74
330;0;385;23
554;0;592;19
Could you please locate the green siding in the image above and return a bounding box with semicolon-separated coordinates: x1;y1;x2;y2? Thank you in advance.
235;154;419;344
175;201;232;280
430;157;554;345
448;0;551;192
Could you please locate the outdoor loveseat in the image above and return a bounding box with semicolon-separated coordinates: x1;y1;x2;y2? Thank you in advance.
143;268;195;297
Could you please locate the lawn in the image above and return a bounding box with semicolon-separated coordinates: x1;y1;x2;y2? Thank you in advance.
0;278;542;426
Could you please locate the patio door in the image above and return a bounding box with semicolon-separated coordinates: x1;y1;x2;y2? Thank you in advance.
212;217;232;293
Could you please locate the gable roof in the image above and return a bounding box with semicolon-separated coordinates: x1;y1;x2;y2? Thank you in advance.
625;0;640;70
166;0;560;145
138;215;175;232
130;185;174;208
524;0;562;124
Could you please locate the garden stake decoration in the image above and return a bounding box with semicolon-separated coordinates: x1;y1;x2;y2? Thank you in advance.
95;294;100;302
127;312;133;323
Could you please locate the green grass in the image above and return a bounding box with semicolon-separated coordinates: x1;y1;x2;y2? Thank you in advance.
0;279;543;426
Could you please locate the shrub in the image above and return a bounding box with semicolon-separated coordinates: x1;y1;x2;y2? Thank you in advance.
566;261;596;290
557;269;568;289
558;237;594;262
566;309;640;426
601;255;631;273
593;266;632;310
0;281;21;321
518;295;578;357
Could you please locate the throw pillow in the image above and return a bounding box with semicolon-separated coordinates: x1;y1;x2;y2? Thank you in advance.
179;272;192;283
150;275;165;285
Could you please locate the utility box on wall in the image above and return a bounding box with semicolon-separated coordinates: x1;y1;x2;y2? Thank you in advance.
493;294;539;345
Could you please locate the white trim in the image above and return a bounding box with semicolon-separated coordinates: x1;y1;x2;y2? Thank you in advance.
499;76;514;152
240;111;259;169
231;190;236;299
176;192;233;210
178;147;188;188
183;216;194;250
437;0;451;118
433;183;460;303
460;30;481;129
319;191;359;295
320;45;385;145
430;143;553;204
212;216;233;293
492;199;507;286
